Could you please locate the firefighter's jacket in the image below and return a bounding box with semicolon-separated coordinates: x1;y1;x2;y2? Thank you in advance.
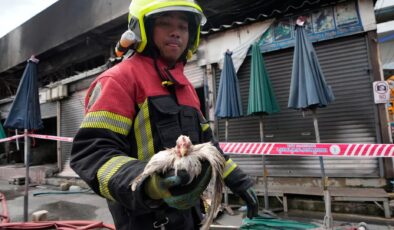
70;54;253;230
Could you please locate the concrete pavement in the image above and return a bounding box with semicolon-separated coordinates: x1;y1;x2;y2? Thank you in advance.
1;179;394;229
0;180;113;224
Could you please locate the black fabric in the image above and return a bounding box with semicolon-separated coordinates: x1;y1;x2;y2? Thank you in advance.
71;127;204;229
224;166;254;194
108;200;200;230
225;167;258;218
148;95;202;151
238;188;259;218
71;128;132;195
107;199;131;230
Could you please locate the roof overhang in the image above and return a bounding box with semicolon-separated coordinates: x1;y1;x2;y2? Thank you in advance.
0;0;130;74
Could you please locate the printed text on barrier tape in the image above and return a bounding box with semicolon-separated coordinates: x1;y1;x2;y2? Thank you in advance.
2;135;394;157
219;142;394;158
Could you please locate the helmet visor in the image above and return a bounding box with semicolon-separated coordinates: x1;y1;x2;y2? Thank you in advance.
145;6;207;26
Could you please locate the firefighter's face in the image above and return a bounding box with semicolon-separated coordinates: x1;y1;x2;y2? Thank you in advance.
153;12;189;65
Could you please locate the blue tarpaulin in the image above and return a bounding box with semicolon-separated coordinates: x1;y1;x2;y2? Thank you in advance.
4;58;43;130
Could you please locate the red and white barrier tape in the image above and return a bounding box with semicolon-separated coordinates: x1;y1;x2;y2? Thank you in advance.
2;134;394;158
27;134;73;143
0;134;73;143
219;142;394;158
0;135;25;143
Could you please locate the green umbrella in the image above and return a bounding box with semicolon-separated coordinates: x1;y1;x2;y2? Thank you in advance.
0;122;5;139
247;42;280;210
247;42;280;116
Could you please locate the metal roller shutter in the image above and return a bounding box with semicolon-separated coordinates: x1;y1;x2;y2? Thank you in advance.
215;34;379;177
40;102;57;119
184;60;204;88
59;89;87;177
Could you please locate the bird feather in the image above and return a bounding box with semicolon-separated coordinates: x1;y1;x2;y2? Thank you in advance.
130;135;225;230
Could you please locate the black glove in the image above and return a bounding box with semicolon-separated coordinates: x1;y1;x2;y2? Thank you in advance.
145;160;212;210
224;166;259;218
238;187;259;218
164;160;212;210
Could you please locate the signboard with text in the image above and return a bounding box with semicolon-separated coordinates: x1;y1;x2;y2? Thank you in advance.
373;81;390;104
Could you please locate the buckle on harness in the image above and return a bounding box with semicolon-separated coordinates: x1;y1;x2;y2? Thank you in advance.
161;81;174;87
153;216;169;229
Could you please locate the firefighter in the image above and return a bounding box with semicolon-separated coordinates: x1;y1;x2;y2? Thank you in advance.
70;0;259;229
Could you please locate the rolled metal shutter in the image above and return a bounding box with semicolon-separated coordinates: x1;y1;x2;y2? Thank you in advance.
215;34;379;177
184;60;204;88
40;102;57;119
59;89;87;177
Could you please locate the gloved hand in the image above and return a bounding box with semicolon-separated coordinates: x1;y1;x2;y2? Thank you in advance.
238;187;259;218
223;165;259;219
144;172;183;200
145;160;212;210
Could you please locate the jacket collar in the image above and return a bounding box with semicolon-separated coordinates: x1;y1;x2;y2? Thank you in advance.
138;54;189;86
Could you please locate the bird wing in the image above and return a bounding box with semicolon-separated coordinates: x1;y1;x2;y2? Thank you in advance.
190;142;225;230
131;148;176;191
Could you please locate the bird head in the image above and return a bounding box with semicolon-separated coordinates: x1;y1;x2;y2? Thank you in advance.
175;135;192;157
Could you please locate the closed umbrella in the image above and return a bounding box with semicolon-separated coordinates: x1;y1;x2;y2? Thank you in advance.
288;17;334;228
4;56;43;222
247;42;280;210
0;122;5;139
215;50;243;141
215;50;243;213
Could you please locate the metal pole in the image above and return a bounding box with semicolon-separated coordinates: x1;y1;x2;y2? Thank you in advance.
312;109;325;183
57;101;62;171
225;119;228;143
224;119;229;208
260;116;269;210
323;190;333;229
312;109;332;229
24;129;30;222
15;130;20;151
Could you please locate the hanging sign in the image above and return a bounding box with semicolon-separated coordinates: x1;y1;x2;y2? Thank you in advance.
373;81;390;104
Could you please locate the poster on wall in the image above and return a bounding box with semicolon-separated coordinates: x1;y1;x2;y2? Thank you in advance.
312;7;335;33
274;19;292;41
335;1;359;28
258;0;363;53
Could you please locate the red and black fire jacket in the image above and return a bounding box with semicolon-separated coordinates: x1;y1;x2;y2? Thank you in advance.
70;54;251;229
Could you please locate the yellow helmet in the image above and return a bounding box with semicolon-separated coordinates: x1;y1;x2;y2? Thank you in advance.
128;0;206;54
